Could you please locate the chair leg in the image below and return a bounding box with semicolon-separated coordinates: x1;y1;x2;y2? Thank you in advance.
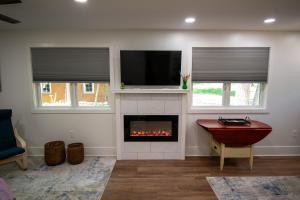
16;154;27;170
249;145;254;170
220;143;225;171
209;136;214;155
22;154;28;170
16;160;23;170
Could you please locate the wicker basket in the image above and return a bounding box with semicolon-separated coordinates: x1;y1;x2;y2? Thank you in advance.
67;143;84;165
44;141;66;166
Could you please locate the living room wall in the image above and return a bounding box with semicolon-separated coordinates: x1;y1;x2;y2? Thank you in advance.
0;30;299;156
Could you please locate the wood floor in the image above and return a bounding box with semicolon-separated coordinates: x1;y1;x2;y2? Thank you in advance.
101;156;300;200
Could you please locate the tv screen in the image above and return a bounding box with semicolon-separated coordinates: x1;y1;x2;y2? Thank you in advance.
121;50;181;86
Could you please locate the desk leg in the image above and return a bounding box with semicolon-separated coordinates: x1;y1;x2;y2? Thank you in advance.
249;145;254;170
220;143;225;170
209;135;213;155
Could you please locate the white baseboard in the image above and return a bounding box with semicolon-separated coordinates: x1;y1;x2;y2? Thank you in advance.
185;146;211;156
28;146;116;157
254;146;300;156
29;145;300;157
185;145;300;156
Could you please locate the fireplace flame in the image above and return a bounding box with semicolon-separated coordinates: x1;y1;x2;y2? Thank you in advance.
131;130;172;137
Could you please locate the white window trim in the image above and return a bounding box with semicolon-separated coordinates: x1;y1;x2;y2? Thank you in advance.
40;82;52;94
188;81;269;114
189;107;269;114
32;82;113;113
83;83;95;94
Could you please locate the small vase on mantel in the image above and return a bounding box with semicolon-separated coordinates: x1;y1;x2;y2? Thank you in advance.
120;82;125;89
182;80;188;90
181;73;190;90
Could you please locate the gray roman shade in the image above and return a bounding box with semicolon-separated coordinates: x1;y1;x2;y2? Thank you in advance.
31;47;110;82
192;47;269;82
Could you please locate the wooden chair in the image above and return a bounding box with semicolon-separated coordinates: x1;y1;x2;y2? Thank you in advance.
0;110;27;170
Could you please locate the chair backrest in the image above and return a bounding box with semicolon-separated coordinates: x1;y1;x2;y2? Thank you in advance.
0;109;17;150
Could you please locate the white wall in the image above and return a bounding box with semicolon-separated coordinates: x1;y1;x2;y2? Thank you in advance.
0;30;299;156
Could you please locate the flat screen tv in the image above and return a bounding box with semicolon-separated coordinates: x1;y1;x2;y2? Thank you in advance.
120;50;181;86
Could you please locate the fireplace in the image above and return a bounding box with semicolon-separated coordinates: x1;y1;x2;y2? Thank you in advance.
124;115;178;142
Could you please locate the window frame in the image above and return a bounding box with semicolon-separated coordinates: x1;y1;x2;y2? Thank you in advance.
35;82;72;108
28;44;114;114
33;82;112;113
228;82;266;107
192;82;225;107
189;81;268;113
77;82;111;108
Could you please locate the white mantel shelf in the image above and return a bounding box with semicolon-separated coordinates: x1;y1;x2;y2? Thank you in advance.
111;88;189;94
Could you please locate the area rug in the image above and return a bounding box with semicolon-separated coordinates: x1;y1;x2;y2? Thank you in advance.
207;176;300;200
0;157;115;200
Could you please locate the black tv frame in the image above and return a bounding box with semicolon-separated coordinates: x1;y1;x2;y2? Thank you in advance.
120;50;182;86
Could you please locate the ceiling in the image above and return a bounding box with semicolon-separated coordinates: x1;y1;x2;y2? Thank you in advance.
0;0;300;30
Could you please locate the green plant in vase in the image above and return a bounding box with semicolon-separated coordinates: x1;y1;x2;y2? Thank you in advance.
181;74;190;90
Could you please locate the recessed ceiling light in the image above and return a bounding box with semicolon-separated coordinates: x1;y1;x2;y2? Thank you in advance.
74;0;88;3
185;17;195;23
264;18;276;24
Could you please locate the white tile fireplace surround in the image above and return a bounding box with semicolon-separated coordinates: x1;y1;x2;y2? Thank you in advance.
114;92;187;160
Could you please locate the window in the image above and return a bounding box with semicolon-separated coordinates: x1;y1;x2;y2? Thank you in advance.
40;83;51;94
35;82;110;109
230;83;262;106
193;83;223;106
83;83;94;94
192;82;265;107
31;47;110;110
191;47;269;109
38;82;71;107
77;82;109;107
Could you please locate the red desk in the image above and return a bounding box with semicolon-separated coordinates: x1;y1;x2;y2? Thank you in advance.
197;119;272;170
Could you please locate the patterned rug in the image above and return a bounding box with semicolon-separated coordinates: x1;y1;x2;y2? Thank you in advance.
207;176;300;200
0;157;115;200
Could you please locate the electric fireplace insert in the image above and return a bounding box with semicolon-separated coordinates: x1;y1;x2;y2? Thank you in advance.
124;115;178;142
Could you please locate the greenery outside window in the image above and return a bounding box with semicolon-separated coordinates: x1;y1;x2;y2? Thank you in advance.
192;82;265;108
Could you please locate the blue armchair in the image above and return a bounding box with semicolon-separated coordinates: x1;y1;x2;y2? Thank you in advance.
0;110;27;170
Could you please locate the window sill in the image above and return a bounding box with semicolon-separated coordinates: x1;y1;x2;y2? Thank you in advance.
32;107;114;114
188;107;269;114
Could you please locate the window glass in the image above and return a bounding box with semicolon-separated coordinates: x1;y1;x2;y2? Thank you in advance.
40;82;71;106
77;82;110;107
83;83;94;94
40;83;51;94
192;83;223;106
230;83;262;106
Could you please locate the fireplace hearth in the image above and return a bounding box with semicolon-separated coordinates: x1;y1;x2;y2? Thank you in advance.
124;115;178;142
